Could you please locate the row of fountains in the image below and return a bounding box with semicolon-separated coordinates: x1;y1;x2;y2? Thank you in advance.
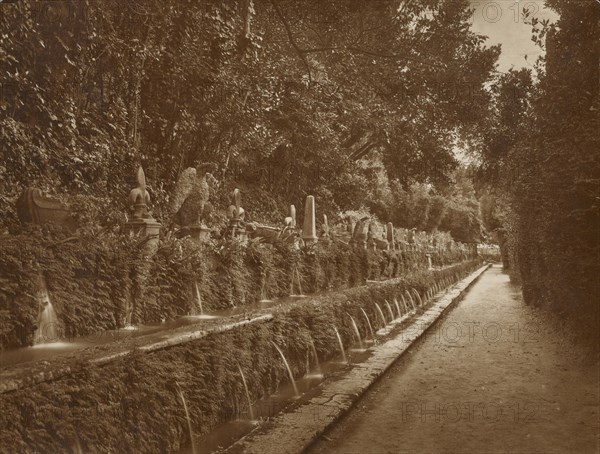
177;274;458;453
22;166;473;346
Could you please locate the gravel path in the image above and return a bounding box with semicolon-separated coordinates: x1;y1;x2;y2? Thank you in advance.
307;266;600;454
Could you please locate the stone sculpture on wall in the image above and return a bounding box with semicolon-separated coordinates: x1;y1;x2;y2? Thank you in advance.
352;217;369;248
321;214;331;242
170;164;217;242
123;167;161;246
302;195;318;245
16;188;78;232
227;188;246;239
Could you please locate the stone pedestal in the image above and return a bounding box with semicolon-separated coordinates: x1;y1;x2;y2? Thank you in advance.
179;225;211;244
123;218;162;254
227;219;248;243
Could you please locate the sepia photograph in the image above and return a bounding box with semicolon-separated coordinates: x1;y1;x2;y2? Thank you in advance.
0;0;598;453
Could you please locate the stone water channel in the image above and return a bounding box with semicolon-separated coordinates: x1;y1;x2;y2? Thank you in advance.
178;309;417;453
308;266;600;454
0;263;480;452
176;269;487;453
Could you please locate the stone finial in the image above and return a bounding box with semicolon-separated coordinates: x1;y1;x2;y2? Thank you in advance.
124;166;161;251
407;228;415;244
386;222;395;250
129;167;152;220
353;217;369;248
302;195;317;245
321;214;330;238
347;217;354;234
285;204;296;228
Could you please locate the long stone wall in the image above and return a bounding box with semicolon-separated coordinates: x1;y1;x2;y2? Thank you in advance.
0;260;482;453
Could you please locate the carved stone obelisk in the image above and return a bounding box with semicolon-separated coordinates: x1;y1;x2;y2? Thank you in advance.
386;222;395;250
302;195;318;245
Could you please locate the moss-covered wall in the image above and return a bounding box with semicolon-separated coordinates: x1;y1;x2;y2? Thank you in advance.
0;260;482;453
0;226;477;349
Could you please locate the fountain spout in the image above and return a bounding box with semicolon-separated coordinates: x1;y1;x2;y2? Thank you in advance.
271;341;299;396
374;302;387;328
309;337;322;376
333;326;347;363
175;382;196;454
237;365;255;420
193;280;204;316
360;308;376;342
34;279;60;345
349;315;364;350
384;300;395;321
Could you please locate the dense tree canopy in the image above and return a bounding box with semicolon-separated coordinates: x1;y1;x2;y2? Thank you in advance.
1;0;498;239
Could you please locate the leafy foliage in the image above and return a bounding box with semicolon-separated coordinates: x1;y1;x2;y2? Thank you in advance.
0;0;497;238
477;1;600;347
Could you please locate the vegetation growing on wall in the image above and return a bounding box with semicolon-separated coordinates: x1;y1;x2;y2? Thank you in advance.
0;260;482;453
0;226;475;349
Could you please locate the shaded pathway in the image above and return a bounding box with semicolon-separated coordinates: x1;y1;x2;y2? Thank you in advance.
308;266;599;454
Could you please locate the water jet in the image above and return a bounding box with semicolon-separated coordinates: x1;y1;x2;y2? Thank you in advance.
333;326;347;363
374;303;387;327
349;315;364;350
237;364;255;420
176;382;196;454
34;280;60;345
271;341;299;396
359;308;375;342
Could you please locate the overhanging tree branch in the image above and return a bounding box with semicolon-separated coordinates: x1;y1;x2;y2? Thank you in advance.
270;0;313;83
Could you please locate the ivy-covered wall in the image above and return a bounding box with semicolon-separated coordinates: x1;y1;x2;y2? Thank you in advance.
0;226;476;349
0;260;482;453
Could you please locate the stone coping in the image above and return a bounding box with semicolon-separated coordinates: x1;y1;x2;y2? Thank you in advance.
0;261;479;395
0;314;273;394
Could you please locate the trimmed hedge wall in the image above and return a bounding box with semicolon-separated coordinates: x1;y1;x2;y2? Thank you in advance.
0;260;482;453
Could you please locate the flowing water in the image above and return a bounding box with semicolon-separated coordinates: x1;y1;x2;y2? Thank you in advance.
349;315;364;350
193;281;203;316
237;365;255;420
188;281;218;320
384;301;395;321
34;282;59;345
400;295;408;313
333;326;347;363
290;266;305;297
374;303;387;327
259;275;273;303
271;341;299;396
405;290;416;310
1;294;317;368
308;337;322;377
176;383;197;454
412;288;423;307
360;308;375;342
393;298;402;318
